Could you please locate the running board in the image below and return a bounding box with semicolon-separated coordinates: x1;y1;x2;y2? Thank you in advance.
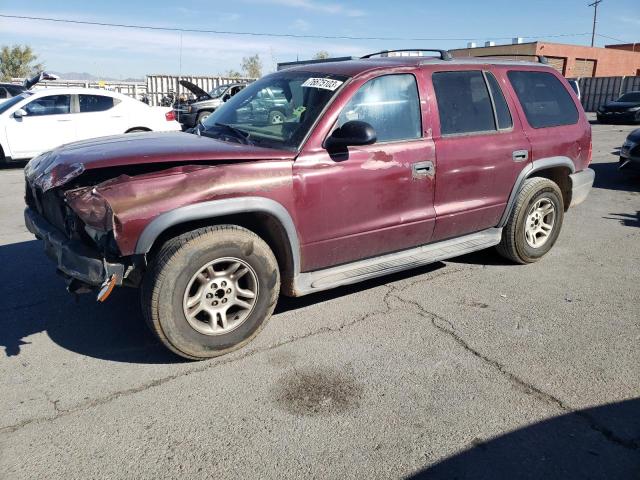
292;228;502;296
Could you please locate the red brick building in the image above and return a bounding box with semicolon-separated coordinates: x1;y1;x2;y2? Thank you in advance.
450;41;640;77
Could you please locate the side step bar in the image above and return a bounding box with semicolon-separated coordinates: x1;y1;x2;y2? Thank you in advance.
292;228;502;296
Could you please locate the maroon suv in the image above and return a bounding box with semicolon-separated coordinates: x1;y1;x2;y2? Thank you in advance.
24;50;595;359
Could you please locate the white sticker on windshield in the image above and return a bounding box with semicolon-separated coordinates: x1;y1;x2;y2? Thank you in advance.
301;78;344;91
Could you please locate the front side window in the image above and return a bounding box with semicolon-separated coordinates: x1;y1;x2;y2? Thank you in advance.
202;71;348;150
433;70;496;135
24;94;71;116
507;71;578;128
79;94;117;112
336;74;421;143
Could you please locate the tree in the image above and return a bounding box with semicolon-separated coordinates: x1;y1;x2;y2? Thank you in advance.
225;69;242;79
313;51;330;60
241;54;262;78
0;45;43;81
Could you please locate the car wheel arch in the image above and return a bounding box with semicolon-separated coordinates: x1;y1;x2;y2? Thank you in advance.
499;156;575;227
137;197;300;293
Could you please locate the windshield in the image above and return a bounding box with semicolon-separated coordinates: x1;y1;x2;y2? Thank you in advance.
209;85;230;98
201;71;348;150
0;92;31;115
617;92;640;103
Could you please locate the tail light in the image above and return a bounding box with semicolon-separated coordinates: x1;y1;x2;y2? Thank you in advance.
165;110;176;122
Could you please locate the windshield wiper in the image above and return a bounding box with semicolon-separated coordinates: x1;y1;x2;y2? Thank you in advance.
210;123;253;145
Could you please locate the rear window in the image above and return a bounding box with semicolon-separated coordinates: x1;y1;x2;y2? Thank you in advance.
79;94;117;112
507;71;578;128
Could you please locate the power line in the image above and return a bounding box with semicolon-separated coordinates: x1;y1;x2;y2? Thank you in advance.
0;13;594;42
596;33;630;44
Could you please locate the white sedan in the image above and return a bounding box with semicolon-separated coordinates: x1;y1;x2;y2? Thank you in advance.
0;87;180;162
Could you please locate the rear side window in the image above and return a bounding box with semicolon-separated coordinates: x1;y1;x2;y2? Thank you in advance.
79;94;117;112
507;71;578;128
337;74;421;143
433;71;496;135
485;72;513;130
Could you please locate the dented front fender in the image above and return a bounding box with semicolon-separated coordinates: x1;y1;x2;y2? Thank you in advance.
65;161;295;256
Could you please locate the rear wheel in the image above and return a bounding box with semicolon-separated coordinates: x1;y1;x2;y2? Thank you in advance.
141;225;280;360
496;177;564;264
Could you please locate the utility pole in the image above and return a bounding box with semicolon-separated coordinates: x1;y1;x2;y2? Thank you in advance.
588;0;603;47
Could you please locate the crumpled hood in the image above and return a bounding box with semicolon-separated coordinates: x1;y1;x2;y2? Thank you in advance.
25;131;295;191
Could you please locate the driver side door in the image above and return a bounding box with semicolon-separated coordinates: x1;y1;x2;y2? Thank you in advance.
6;94;76;159
293;73;437;272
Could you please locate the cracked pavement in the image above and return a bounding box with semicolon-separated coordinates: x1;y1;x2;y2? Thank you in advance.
1;118;639;479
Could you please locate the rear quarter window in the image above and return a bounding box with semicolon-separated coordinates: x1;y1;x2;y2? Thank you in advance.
507;71;578;128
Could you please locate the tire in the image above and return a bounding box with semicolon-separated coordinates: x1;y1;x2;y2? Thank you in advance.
268;110;285;125
197;111;211;124
126;128;149;133
141;225;280;360
496;177;564;264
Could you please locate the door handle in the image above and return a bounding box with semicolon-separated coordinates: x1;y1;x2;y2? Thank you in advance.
512;150;529;162
57;119;72;122
412;161;435;179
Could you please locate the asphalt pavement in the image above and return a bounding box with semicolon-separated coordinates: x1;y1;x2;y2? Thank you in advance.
0;118;638;479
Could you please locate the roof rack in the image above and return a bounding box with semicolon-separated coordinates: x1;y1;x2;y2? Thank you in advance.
361;49;452;61
470;54;549;64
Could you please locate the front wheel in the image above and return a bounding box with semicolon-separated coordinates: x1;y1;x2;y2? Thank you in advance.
197;111;211;124
142;225;280;360
496;177;564;264
268;110;285;125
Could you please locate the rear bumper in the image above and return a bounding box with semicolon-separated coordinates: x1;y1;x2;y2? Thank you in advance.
24;207;125;287
569;168;595;208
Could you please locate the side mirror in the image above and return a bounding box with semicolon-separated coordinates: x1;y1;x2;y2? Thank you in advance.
222;94;231;102
13;108;27;119
325;120;376;150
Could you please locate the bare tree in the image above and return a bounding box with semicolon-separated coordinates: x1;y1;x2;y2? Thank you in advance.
313;51;330;60
0;45;44;81
225;69;242;79
241;54;262;79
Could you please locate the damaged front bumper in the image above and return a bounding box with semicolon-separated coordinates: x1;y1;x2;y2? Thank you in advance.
24;207;126;290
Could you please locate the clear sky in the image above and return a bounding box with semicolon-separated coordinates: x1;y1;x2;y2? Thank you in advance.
0;0;638;79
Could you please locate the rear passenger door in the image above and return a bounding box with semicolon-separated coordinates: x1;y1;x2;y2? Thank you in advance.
74;94;122;141
428;69;531;242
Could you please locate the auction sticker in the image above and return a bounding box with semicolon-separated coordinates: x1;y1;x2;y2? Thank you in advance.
301;78;344;91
